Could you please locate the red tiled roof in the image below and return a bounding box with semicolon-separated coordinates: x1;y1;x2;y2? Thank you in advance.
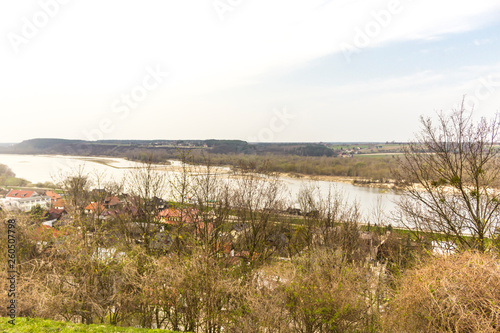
157;208;199;225
45;191;61;201
33;225;66;241
85;202;106;212
158;208;181;218
46;208;67;220
53;199;68;209
158;208;182;224
104;196;122;206
7;190;36;198
48;208;66;214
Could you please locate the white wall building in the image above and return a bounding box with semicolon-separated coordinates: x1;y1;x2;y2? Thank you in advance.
0;190;51;212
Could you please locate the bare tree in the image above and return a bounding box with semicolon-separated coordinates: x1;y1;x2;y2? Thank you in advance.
297;182;322;251
58;165;92;217
127;157;167;253
167;151;197;255
191;154;232;256
231;161;285;265
395;99;500;252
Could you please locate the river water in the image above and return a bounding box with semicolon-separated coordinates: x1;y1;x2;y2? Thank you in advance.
0;154;401;223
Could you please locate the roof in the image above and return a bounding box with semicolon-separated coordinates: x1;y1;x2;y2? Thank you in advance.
33;225;66;241
158;208;181;218
157;208;198;225
158;208;182;224
45;191;61;201
85;202;106;212
53;199;68;209
6;190;37;198
46;208;67;220
104;196;122;206
48;208;66;214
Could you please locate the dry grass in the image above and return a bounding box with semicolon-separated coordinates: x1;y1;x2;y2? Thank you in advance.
385;251;500;332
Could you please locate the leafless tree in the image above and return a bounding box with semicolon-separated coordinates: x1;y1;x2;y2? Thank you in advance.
395;99;500;252
127;157;167;253
191;154;232;256
167;151;197;255
231;161;285;265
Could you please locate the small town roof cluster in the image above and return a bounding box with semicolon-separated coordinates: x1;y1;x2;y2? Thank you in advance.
0;188;205;226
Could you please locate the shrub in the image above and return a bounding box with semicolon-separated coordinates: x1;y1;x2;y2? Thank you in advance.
385;252;500;332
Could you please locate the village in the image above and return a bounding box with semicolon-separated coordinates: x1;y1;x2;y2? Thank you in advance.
0;183;412;263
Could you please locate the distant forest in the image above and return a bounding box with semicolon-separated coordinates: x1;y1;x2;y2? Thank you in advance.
0;139;400;181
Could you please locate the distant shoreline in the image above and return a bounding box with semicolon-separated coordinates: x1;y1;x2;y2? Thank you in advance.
0;152;398;190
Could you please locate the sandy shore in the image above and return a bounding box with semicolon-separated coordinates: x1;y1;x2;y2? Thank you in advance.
276;172;397;189
63;155;398;189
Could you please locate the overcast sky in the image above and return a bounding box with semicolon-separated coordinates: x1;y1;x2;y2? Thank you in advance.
1;0;500;143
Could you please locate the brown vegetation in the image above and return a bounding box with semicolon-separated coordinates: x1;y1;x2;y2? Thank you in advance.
385;251;500;332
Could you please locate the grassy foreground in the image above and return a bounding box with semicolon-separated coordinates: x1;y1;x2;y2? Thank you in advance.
0;317;177;333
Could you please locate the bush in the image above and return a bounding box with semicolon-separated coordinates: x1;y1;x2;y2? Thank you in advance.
236;250;374;332
385;252;500;332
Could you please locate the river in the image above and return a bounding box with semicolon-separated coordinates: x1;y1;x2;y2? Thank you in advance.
0;154;401;223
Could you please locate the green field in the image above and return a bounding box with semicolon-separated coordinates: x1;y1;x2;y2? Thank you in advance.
0;317;177;333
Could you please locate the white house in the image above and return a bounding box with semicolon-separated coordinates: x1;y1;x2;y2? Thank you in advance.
0;190;51;212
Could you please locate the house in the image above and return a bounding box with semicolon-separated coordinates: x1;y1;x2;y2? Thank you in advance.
84;202;107;215
53;199;68;210
157;208;183;224
286;207;302;216
45;208;67;221
157;208;199;225
151;196;171;210
104;196;122;209
7;190;36;199
0;190;51;212
45;191;62;205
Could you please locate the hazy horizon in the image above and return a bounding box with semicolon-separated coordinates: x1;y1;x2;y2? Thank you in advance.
0;138;401;145
2;0;500;143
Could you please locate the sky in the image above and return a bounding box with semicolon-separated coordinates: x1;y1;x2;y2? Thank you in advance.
1;0;500;143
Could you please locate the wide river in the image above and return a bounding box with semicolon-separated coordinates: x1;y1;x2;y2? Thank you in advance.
0;154;401;224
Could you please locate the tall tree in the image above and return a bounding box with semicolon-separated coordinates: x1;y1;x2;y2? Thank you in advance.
127;157;167;253
395;100;500;252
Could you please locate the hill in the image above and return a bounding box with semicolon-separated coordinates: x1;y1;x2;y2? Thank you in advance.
0;138;403;180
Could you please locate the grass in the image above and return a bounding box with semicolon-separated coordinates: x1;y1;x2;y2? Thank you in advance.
0;317;178;333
